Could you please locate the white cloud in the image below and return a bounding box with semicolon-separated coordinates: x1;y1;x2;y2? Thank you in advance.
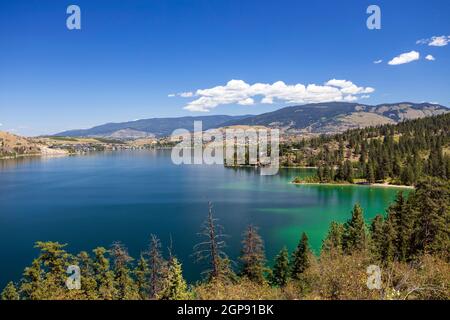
388;51;420;65
425;54;435;61
237;98;255;105
417;35;450;47
178;79;375;112
179;92;193;98
326;79;374;95
169;92;194;98
373;60;383;64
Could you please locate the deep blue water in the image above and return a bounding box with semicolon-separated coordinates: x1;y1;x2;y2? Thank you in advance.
0;150;405;288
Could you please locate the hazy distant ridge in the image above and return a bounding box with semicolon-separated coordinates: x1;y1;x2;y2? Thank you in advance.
56;115;251;138
55;102;448;138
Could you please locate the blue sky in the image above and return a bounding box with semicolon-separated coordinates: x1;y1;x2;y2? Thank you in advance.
0;0;449;136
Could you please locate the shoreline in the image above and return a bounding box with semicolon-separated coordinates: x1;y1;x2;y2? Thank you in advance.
0;151;70;161
291;181;415;189
0;152;417;190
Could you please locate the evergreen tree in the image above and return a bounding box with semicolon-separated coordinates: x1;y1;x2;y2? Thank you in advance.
148;234;165;298
291;232;311;279
343;204;368;253
1;282;19;300
321;221;344;253
239;225;266;284
135;254;149;300
369;214;384;261
343;160;353;183
19;259;43;300
335;162;344;181
382;214;397;263
400;165;415;185
35;241;69;289
411;178;450;256
270;247;290;287
387;192;414;261
110;241;138;300
317;165;324;182
77;251;98;299
366;162;376;183
92;247;116;300
159;257;190;300
25;241;70;299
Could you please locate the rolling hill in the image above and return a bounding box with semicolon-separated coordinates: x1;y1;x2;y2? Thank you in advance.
0;131;67;158
222;102;448;134
56;115;251;138
54;102;448;138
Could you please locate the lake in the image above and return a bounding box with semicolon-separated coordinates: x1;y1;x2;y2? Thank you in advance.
0;150;408;288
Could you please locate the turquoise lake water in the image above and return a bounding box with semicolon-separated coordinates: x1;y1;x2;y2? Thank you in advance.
0;150;408;287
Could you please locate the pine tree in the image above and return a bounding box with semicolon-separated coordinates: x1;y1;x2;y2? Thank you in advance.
400;165;415;185
343;204;368;253
239;225;266;284
411;178;450;256
159;257;190;300
35;241;69;288
369;214;384;261
382;214;397;263
321;221;344;254
19;259;43;300
387;192;414;261
110;241;139;300
335;162;344;181
317;165;324;182
31;241;70;299
135;254;149;300
343;160;353;183
77;251;98;299
1;282;19;300
148;234;165;298
366;162;376;184
322;164;331;182
291;232;311;279
270;247;290;287
92;247;116;300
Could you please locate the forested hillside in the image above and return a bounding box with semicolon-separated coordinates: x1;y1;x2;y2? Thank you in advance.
283;113;450;185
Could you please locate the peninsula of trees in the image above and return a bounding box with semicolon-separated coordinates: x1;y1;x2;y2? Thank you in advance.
285;113;449;186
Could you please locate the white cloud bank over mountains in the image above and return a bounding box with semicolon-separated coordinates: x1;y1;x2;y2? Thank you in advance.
388;51;420;65
170;79;374;112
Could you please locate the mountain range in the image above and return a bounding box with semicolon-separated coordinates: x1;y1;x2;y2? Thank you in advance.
55;102;448;138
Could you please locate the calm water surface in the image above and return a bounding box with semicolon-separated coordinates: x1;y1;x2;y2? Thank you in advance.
0;150;409;287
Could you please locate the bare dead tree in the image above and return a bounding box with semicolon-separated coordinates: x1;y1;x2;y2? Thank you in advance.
240;225;266;283
193;202;229;280
147;234;165;298
110;241;133;269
